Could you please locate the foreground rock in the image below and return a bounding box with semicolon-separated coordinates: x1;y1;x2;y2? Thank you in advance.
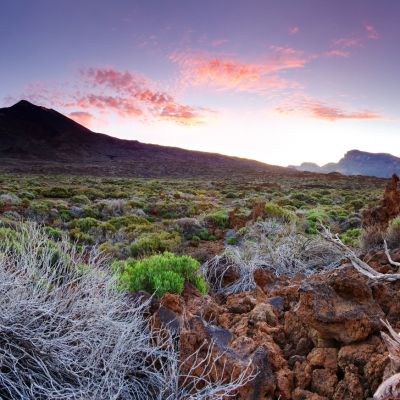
363;174;400;230
150;252;400;399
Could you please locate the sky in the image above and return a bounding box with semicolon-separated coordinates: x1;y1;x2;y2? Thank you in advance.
1;0;400;166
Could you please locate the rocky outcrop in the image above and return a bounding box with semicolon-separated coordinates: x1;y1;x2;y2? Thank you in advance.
363;174;400;230
149;251;400;399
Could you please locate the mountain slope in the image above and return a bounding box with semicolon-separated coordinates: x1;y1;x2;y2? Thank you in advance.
292;150;400;178
0;100;287;177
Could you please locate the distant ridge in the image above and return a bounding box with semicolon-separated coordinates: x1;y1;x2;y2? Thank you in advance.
291;150;400;178
0;100;288;178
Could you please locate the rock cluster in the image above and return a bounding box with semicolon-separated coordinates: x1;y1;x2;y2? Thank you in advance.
363;174;400;230
151;251;400;399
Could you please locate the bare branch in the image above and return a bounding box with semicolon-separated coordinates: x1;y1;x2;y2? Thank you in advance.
384;240;400;268
374;320;400;399
320;225;400;282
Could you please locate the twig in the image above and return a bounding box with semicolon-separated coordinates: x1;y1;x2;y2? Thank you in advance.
384;240;400;268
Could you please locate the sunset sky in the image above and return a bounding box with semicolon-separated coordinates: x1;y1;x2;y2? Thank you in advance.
1;0;399;166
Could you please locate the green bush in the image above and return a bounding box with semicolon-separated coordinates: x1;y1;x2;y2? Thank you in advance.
264;202;296;223
108;215;149;229
45;227;64;241
227;236;238;245
71;194;91;205
130;232;181;257
0;227;19;250
340;228;362;246
205;210;229;228
70;217;101;232
118;252;207;297
41;186;71;198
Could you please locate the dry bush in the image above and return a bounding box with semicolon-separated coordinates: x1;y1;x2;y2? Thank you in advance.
0;223;252;399
202;219;344;294
361;225;384;252
384;217;400;249
157;335;254;400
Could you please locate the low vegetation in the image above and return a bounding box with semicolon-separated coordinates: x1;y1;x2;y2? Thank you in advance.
1;171;398;399
117;252;207;296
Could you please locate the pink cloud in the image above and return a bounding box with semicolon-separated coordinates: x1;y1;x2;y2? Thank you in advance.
80;68;203;124
324;49;350;58
365;24;379;40
14;67;206;126
69;111;94;127
277;97;383;121
327;24;379;57
309;102;382;121
289;26;300;35
170;48;306;94
333;37;362;48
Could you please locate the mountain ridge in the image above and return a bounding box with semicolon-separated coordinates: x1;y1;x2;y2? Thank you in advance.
291;149;400;178
0;100;288;178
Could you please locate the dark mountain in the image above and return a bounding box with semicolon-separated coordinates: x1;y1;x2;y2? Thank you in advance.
0;100;287;178
292;150;400;178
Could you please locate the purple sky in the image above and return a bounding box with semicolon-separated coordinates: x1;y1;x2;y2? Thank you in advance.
2;0;400;166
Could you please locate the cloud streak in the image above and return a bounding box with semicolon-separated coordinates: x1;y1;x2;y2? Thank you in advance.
326;24;380;58
277;97;383;121
170;48;307;94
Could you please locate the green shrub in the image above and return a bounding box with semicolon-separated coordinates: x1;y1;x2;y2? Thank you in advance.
108;215;149;229
0;227;19;250
264;202;296;223
205;210;229;229
118;252;207;297
41;186;71;198
339;228;362;246
130;232;181;257
45;227;63;241
227;236;238;245
71;194;91;205
70;217;100;232
19;191;36;200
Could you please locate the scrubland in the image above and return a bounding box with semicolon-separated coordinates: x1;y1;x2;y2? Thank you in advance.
1;172;400;399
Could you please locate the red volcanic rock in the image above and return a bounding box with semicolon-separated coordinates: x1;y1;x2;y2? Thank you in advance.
332;369;364;400
249;303;278;326
292;388;329;400
294;267;384;344
363;174;400;230
161;293;184;314
146;244;400;399
311;368;338;398
294;360;312;389
307;348;338;371
253;268;276;288
225;292;257;314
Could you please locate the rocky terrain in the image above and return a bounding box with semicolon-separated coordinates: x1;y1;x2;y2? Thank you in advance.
143;177;400;399
151;253;398;399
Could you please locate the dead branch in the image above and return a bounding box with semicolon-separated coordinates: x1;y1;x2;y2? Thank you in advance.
384;239;400;268
320;225;400;282
374;320;400;400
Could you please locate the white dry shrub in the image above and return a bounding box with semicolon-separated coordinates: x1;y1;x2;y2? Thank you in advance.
0;223;252;399
157;334;255;400
202;219;344;294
